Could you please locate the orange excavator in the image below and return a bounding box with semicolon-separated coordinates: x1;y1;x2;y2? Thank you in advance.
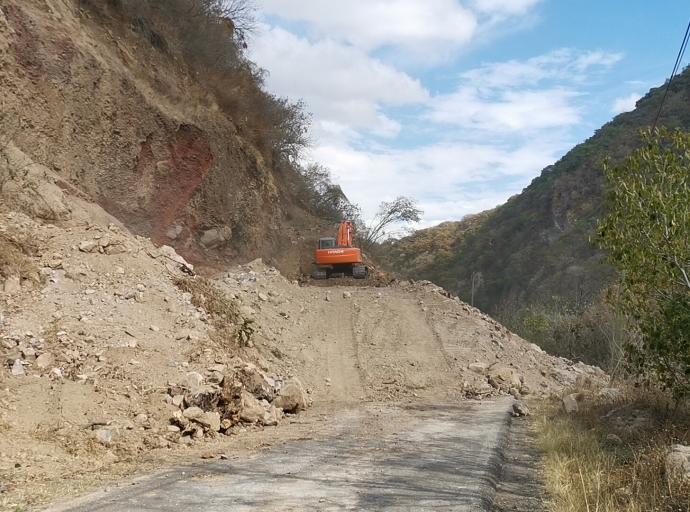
312;220;368;280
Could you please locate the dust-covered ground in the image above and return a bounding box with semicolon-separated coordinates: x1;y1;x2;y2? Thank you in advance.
0;163;607;510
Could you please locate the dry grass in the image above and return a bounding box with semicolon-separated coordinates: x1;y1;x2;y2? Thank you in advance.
535;386;690;511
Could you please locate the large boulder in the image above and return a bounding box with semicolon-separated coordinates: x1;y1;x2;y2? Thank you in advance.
551;368;577;386
562;393;580;414
271;377;308;413
240;390;266;423
238;367;275;401
184;385;220;410
488;367;522;391
666;445;690;481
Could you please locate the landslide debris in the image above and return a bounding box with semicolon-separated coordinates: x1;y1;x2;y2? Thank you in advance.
0;196;609;509
0;116;609;512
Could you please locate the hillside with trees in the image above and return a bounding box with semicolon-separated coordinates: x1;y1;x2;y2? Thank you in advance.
382;66;690;366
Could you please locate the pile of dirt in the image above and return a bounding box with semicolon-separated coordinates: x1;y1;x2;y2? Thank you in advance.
0;188;609;508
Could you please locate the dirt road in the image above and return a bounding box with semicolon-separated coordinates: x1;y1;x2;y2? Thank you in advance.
44;399;512;512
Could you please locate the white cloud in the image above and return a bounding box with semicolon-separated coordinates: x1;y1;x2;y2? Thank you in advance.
313;139;567;223
471;0;544;16
611;93;642;114
251;3;623;224
461;49;624;88
427;50;623;135
250;27;428;135
259;0;478;52
428;87;581;133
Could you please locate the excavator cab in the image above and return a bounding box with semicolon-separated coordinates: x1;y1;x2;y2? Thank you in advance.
317;237;336;250
312;221;368;280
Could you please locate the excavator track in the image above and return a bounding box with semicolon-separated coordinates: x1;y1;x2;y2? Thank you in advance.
312;269;328;280
353;265;368;279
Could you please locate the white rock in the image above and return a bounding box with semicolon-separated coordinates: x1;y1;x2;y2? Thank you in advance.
184;372;204;388
11;359;24;376
102;451;118;464
198;411;221;431
272;377;309;413
512;401;530;416
95;429;114;445
468;362;487;374
239;306;255;318
240;390;266;423
598;388;622;400
159;245;193;271
3;277;21;294
21;347;36;361
666;445;690;481
562;393;580;414
78;240;97;253
175;329;191;340
551;368;578;386
182;406;204;420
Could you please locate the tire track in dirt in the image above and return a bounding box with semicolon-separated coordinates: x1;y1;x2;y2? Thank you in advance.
306;293;364;404
353;288;453;400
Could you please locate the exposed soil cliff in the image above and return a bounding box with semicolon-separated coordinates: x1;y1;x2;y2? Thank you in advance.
0;0;319;275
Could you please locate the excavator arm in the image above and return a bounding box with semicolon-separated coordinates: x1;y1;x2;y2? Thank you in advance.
337;220;354;247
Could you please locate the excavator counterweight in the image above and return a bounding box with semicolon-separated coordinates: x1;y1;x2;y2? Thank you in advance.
312;220;368;280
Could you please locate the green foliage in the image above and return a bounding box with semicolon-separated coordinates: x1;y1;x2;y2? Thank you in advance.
596;127;690;396
290;162;360;223
495;295;618;368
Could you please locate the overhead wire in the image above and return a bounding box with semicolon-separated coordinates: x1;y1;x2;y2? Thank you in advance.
652;19;690;130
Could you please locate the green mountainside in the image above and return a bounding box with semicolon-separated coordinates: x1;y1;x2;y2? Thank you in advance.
383;67;690;317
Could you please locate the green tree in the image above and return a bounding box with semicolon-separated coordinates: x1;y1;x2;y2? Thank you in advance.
596;127;690;396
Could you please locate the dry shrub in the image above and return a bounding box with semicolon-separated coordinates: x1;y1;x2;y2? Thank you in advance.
536;385;690;511
83;0;333;196
172;276;246;350
0;228;42;282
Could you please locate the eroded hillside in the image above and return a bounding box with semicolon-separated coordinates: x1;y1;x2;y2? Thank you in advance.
0;0;324;275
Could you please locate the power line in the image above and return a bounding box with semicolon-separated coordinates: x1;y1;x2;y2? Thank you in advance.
652;19;690;130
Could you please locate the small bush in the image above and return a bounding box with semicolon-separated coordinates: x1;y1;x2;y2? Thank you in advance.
173;276;251;348
496;298;622;371
287;162;360;223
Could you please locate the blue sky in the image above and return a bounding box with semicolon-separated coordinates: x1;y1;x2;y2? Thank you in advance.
249;0;690;227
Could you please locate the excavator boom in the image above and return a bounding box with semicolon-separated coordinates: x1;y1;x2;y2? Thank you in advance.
337;220;354;246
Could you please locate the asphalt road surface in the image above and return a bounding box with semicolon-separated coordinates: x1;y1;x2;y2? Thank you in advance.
45;398;512;512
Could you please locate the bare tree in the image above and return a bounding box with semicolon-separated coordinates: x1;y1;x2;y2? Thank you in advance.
358;197;422;253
